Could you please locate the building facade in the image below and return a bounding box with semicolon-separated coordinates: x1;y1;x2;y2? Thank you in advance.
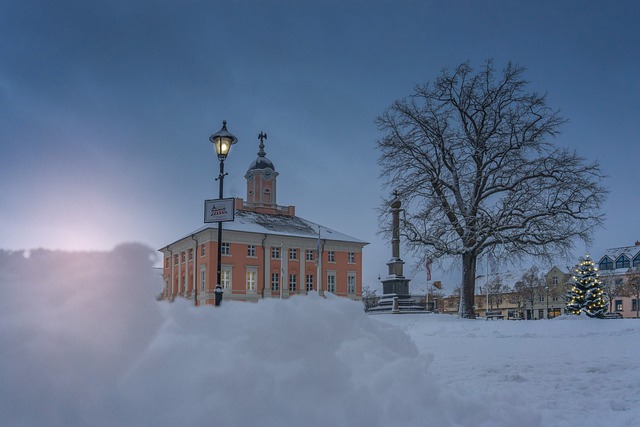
159;135;367;305
441;267;572;319
597;242;640;318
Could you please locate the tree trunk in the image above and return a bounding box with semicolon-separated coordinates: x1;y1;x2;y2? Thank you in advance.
461;252;477;318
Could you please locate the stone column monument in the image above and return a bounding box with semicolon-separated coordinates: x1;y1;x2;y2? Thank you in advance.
369;193;425;314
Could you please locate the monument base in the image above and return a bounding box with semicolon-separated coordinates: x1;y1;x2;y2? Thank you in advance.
368;275;428;314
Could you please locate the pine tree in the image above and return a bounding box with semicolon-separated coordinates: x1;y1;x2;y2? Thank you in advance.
566;254;608;318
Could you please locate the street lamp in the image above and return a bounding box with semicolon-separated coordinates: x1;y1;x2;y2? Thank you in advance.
209;120;238;306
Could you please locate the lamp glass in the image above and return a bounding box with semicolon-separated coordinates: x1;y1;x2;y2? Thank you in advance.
215;137;232;159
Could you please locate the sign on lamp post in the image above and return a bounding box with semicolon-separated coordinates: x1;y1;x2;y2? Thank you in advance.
204;198;235;223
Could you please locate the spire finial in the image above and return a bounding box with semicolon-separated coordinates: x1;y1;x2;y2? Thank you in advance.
257;131;267;157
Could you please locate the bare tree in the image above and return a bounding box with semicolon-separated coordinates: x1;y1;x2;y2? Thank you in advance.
620;268;640;318
514;266;545;319
376;60;606;318
486;276;507;310
362;286;380;312
599;271;623;313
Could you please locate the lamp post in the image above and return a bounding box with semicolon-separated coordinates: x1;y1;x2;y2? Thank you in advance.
545;285;549;319
210;120;238;306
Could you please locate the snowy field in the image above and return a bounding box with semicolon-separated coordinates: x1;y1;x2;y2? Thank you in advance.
1;244;638;427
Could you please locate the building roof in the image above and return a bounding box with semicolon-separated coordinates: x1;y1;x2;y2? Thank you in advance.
599;244;640;262
163;209;368;249
247;156;275;172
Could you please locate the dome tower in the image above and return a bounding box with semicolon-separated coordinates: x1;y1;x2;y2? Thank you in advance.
245;131;278;207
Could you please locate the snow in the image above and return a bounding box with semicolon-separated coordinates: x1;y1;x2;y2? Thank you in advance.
182;209;367;248
1;244;639;426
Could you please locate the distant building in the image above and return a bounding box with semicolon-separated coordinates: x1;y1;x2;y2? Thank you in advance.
159;135;367;305
597;242;640;318
441;267;571;319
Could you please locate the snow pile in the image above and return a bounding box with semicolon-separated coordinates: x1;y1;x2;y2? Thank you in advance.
1;244;637;426
378;311;640;427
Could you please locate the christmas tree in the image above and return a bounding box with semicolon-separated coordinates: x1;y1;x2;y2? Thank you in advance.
566;254;608;318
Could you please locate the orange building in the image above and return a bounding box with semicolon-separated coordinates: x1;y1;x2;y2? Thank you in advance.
159;135;367;304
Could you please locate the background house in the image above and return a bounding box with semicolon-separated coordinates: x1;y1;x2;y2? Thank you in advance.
597;242;640;318
441;267;571;319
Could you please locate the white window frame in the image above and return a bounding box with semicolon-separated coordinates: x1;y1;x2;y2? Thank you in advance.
306;274;314;292
327;272;336;293
221;268;231;290
247;244;256;257
347;273;356;294
348;252;355;263
221;242;230;256
246;268;257;291
289;274;297;292
271;247;281;259
289;248;298;260
327;251;335;263
271;272;279;291
306;249;314;262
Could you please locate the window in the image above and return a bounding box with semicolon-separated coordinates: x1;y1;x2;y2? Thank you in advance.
615;300;623;312
327;251;335;263
201;245;206;257
348;252;355;263
347;274;356;294
327;273;336;293
200;269;206;292
599;258;613;270
306;275;314;292
552;276;558;285
632;299;638;312
271;273;279;291
221;243;230;256
271;247;281;259
174;255;178;265
634;256;640;268
615;256;630;269
247;244;256;257
221;269;231;290
289;248;298;260
306;249;314;262
538;309;544;319
289;274;297;292
188;249;193;260
246;269;256;291
181;252;185;263
539;296;545;302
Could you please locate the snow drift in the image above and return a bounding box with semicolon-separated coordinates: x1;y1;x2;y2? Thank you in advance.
0;244;637;426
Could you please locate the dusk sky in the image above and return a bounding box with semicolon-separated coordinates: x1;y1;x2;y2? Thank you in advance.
1;0;638;291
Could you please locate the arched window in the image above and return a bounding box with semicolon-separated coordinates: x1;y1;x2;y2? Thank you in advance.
599;257;613;270
615;255;630;269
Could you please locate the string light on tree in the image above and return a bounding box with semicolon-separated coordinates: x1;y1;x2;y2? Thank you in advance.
565;254;608;318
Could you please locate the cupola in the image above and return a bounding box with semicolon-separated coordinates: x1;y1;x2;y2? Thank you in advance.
245;131;278;207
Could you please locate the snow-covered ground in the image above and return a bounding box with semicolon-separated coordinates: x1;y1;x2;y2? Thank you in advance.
1;244;638;426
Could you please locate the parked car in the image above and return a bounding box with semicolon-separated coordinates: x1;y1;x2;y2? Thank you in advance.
604;312;623;319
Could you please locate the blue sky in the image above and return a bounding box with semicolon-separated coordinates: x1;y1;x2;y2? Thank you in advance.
1;0;638;292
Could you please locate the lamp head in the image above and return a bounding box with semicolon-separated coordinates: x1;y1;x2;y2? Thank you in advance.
210;120;238;160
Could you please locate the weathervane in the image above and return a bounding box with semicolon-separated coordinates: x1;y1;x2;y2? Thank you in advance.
257;131;267;157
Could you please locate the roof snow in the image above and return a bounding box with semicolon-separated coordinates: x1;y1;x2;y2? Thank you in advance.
182;209;367;246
